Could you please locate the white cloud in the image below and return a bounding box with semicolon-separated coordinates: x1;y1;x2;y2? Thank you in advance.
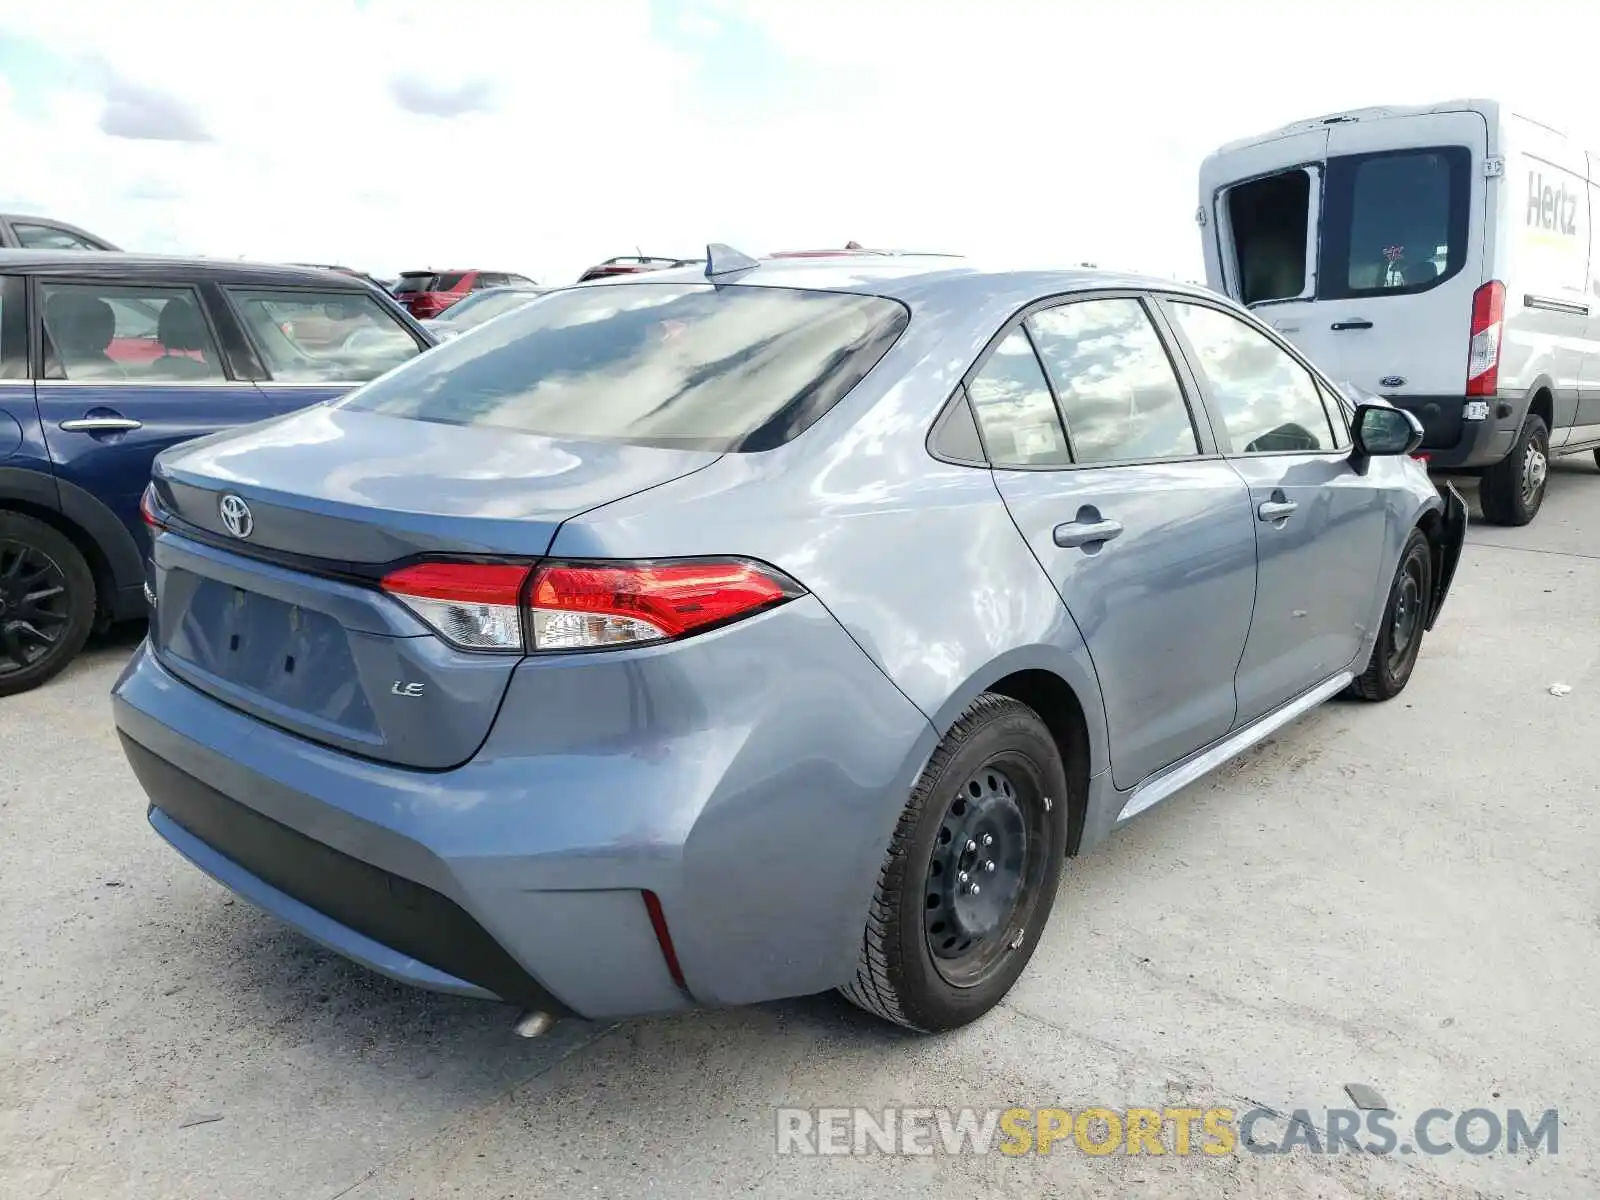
4;0;1600;283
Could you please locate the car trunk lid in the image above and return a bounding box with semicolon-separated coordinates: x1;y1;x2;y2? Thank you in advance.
147;405;719;768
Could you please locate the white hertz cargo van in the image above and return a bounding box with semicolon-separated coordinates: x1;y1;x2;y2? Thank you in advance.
1198;98;1600;525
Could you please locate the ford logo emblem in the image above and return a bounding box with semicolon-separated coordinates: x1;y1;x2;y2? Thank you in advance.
1379;375;1406;389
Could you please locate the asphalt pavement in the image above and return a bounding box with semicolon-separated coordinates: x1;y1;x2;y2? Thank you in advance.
3;459;1598;1199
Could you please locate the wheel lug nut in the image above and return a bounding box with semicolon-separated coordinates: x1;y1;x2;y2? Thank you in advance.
982;834;993;846
966;839;977;852
970;883;981;896
985;860;995;872
958;871;969;884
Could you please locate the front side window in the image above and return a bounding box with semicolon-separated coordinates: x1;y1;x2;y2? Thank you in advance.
340;282;910;452
14;223;102;252
1320;147;1470;298
1169;302;1336;454
965;330;1071;467
228;289;422;383
39;282;226;382
1026;298;1199;463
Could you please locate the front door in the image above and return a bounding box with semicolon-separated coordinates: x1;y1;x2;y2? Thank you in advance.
1162;297;1389;725
32;277;272;544
967;297;1259;791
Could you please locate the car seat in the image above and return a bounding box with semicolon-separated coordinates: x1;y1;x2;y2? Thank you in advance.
152;298;218;379
46;292;125;380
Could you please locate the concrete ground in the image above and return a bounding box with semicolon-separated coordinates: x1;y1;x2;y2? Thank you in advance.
3;460;1598;1200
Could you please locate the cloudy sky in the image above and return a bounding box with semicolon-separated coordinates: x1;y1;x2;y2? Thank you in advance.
2;0;1597;285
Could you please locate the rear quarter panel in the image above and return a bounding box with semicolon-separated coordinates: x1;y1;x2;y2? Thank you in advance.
548;306;1112;780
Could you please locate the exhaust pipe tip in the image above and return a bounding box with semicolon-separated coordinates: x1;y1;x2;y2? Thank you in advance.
512;1009;557;1039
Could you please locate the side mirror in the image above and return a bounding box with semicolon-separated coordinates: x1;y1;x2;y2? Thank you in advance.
1350;403;1423;475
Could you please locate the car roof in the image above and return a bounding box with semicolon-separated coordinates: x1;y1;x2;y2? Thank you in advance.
572;253;1227;311
0;248;378;289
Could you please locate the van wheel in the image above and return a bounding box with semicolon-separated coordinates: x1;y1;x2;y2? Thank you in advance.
1346;528;1433;702
0;512;96;698
839;693;1069;1032
1479;413;1549;526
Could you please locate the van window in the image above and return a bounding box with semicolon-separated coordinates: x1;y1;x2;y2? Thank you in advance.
1319;147;1470;299
1225;170;1312;306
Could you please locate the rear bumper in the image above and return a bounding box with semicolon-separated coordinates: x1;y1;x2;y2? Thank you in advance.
1386;394;1518;470
112;596;937;1020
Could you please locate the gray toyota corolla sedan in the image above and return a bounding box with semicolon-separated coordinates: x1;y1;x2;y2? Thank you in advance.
113;247;1466;1034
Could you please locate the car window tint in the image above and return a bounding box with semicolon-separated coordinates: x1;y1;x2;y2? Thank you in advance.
14;223;99;251
39;282;226;383
340;282;910;453
435;273;467;292
1169;302;1336;453
966;330;1072;467
228;289;421;383
1026;299;1198;463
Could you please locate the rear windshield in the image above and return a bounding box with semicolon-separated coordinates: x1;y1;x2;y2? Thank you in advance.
392;275;437;294
339;282;910;452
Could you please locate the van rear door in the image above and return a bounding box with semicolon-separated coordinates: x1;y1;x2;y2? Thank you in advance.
1200;126;1330;308
1301;111;1490;408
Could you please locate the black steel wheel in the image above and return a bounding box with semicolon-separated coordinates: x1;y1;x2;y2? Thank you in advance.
0;512;96;698
1480;413;1549;526
1346;527;1433;702
841;693;1070;1032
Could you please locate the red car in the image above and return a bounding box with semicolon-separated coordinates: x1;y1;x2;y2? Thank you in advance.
393;269;537;319
576;255;703;282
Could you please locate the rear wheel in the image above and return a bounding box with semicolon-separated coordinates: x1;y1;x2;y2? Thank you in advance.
1347;528;1433;702
1479;413;1549;526
0;512;96;698
840;693;1069;1032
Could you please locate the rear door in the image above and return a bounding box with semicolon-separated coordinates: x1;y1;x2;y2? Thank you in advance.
1201;125;1330;312
219;284;430;413
971;294;1258;791
31;275;271;544
1290;112;1489;404
1162;296;1387;725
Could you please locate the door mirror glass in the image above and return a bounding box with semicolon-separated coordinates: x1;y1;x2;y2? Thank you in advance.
1352;403;1422;456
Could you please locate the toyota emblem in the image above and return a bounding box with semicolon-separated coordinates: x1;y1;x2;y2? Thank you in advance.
218;493;254;539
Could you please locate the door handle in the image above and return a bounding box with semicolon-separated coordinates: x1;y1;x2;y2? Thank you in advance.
1053;518;1124;549
1331;319;1373;331
59;416;143;433
1257;499;1298;522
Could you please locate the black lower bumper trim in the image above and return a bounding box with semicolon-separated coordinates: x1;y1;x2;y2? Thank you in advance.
121;732;570;1014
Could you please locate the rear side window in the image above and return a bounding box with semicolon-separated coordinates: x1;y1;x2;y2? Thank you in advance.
40;281;226;382
1169;302;1335;454
435;273;468;292
227;288;422;383
1226;169;1312;306
1026;298;1199;463
964;330;1072;467
392;275;436;294
340;282;910;452
1320;147;1470;298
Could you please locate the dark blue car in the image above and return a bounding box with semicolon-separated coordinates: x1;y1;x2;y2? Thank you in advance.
0;251;434;695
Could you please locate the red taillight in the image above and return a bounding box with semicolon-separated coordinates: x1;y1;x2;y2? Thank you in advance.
641;890;687;991
378;557;803;653
139;484;165;531
380;561;530;651
527;559;801;650
1466;280;1505;398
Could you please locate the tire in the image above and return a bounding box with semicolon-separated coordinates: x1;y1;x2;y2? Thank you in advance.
840;693;1070;1032
1593;448;1600;472
0;512;96;698
1479;412;1549;526
1346;528;1433;702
